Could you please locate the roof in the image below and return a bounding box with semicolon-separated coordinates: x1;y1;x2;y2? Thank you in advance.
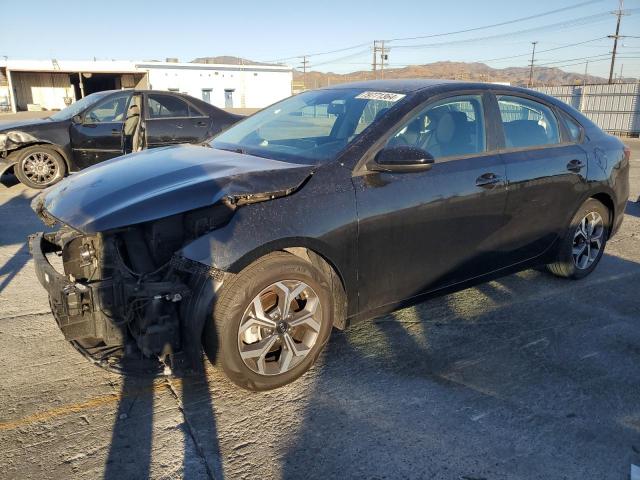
2;58;293;74
324;79;463;93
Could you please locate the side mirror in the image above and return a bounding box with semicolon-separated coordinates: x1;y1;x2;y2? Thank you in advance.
72;114;83;124
372;146;435;172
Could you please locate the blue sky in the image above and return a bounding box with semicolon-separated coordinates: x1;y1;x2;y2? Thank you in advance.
1;0;639;78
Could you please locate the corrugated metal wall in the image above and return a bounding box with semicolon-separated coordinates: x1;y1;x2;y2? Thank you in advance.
532;83;640;136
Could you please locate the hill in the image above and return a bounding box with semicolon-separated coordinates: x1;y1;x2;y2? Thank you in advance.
293;61;609;88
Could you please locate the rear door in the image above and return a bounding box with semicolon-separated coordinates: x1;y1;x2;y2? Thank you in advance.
354;93;510;314
494;93;589;264
144;93;210;148
69;91;131;168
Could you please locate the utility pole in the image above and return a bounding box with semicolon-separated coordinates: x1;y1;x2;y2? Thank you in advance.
528;41;538;88
301;55;309;90
583;60;589;84
372;40;389;80
372;40;378;79
619;63;624;83
608;0;626;84
380;40;388;79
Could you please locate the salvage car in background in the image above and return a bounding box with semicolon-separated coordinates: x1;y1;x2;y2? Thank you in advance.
0;89;241;188
29;80;630;390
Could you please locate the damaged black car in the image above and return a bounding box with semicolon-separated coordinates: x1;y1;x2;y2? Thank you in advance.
30;80;630;391
1;89;241;189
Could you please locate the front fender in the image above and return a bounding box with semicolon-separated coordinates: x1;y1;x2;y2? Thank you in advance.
178;165;359;316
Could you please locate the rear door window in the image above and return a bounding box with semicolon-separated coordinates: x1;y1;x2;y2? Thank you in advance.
497;95;560;148
147;94;202;118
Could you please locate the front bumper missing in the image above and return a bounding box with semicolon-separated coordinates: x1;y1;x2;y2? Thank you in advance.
28;232;120;342
28;232;164;374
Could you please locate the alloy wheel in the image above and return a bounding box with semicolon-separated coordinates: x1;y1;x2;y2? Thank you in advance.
237;280;322;376
572;211;604;270
22;151;59;186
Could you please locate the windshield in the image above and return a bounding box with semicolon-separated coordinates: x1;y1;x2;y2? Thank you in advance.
48;92;112;121
211;88;407;164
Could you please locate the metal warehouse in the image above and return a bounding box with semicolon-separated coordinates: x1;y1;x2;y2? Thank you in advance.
0;58;293;113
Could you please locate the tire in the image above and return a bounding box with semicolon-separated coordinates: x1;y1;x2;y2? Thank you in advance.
14;145;66;189
546;198;610;279
204;252;333;391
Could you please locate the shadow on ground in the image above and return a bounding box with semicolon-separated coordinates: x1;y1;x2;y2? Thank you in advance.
626;200;640;218
279;254;640;480
104;361;224;479
0;181;42;294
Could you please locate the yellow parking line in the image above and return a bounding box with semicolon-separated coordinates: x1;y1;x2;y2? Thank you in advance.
0;381;182;431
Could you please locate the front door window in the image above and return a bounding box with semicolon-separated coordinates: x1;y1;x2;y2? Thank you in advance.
83;92;131;123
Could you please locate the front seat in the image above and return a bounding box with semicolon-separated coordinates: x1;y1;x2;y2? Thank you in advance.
124;104;141;153
431;111;473;158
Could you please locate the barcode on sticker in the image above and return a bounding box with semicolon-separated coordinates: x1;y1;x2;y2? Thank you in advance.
355;91;406;102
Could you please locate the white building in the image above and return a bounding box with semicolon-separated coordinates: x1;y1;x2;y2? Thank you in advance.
0;58;293;113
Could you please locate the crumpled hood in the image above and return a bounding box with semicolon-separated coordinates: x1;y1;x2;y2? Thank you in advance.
0;117;51;132
0;118;55;151
34;144;313;233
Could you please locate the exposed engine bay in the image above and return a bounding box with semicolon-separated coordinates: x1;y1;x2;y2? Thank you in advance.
30;201;236;375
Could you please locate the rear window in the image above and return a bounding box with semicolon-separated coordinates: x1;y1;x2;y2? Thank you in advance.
497;95;560;148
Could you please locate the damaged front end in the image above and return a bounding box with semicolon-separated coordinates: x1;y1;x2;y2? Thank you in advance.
28;144;314;375
29;202;236;375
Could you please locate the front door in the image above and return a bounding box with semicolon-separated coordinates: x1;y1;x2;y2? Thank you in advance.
494;94;589;264
69;91;131;168
144;93;210;147
354;94;509;315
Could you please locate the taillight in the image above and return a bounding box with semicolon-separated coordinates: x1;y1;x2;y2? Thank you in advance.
623;145;631;162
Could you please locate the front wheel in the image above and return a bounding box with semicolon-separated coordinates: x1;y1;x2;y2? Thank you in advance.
546;198;610;279
14;145;66;189
204;252;333;391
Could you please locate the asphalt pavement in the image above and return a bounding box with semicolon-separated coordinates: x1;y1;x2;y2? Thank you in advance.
0;139;639;480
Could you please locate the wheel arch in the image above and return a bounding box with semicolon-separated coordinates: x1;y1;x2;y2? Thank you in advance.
590;191;615;226
181;235;352;331
13;142;71;172
230;239;350;330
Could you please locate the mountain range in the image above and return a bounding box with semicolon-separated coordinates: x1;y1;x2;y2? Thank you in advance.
191;57;636;87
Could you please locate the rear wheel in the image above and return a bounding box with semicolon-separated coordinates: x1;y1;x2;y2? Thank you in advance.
204;252;333;391
546;198;610;279
14;145;66;189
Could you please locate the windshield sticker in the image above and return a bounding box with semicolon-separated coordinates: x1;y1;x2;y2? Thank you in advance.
355;91;406;102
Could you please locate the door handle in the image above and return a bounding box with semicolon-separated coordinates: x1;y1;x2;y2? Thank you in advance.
475;172;503;188
111;129;121;136
196;121;207;127
567;159;585;172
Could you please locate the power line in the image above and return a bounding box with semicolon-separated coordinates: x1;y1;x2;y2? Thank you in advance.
264;42;370;64
536;53;612;67
261;1;610;64
384;0;603;42
388;10;633;51
479;37;609;63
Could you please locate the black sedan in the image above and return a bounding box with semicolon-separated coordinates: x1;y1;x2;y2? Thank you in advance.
0;89;241;188
29;80;630;390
